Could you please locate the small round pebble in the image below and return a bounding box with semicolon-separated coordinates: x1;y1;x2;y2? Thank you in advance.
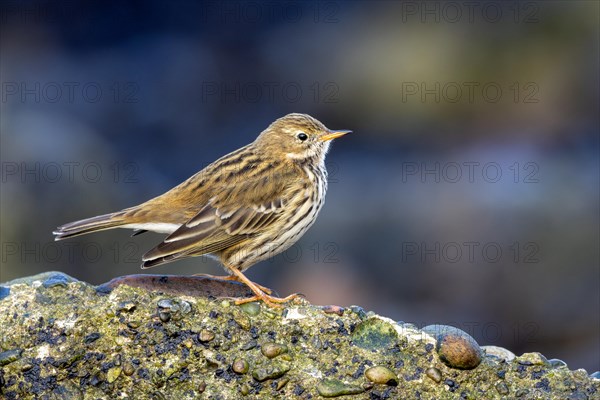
365;366;398;386
261;342;287;358
425;367;442;383
423;325;482;370
199;329;215;342
232;358;249;374
123;363;135;376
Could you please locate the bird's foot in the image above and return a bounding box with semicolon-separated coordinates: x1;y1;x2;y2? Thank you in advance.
192;273;273;295
235;292;305;308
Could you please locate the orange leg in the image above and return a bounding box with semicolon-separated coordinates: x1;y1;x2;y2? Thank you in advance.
192;273;273;295
223;267;304;308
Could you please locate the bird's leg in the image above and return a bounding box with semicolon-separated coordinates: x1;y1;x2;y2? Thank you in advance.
192;273;273;295
223;267;303;308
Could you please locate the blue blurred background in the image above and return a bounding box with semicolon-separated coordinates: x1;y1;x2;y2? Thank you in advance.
1;1;598;371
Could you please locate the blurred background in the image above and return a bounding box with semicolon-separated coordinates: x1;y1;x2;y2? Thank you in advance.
1;1;598;371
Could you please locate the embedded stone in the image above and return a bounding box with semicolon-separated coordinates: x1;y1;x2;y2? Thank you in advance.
365;366;398;386
423;325;482;370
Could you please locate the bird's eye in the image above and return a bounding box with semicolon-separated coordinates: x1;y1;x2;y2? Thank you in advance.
297;132;308;141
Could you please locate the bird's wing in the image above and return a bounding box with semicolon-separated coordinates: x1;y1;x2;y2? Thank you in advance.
141;166;300;268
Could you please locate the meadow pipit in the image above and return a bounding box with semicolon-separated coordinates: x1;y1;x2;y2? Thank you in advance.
54;113;351;307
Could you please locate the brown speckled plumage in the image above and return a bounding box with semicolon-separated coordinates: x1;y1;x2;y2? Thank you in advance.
54;113;350;306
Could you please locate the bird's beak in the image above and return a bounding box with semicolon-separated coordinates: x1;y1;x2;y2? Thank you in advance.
319;130;352;142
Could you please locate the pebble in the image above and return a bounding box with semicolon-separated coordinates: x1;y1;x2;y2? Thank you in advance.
495;382;510;395
364;366;398;386
261;342;287;359
0;286;10;300
239;302;261;316
317;378;365;397
0;348;23;366
252;361;290;381
321;305;345;316
157;299;180;312
42;273;71;288
199;329;215;342
240;384;250;395
276;378;289;390
549;358;568;369
116;301;137;312
351;318;398;350
122;363;135;376
232;358;249;374
425;367;442;383
481;345;515;362
423;325;482;370
107;367;122;383
516;352;549;366
348;305;367;319
158;312;171;323
233;312;251;330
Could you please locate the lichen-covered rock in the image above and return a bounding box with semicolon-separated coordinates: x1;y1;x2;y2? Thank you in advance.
0;271;598;399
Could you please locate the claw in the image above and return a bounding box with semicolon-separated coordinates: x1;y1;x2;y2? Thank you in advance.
222;266;305;308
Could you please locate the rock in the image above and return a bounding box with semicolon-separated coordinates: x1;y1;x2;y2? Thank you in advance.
0;271;598;399
425;367;442;383
106;367;122;383
549;358;568;369
232;358;249;374
365;366;398;385
351;317;399;350
423;324;482;369
199;329;215;342
261;342;287;358
317;378;364;397
239;302;261;316
42;272;75;288
495;381;510;395
482;345;516;362
0;349;22;366
516;352;550;366
0;286;10;300
251;361;290;381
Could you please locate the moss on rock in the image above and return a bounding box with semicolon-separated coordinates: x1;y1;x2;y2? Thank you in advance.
0;272;598;399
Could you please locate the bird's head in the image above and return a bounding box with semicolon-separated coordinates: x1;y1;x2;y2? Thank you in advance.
255;113;351;162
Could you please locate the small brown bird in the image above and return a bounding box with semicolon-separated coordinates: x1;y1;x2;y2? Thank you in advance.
54;113;350;307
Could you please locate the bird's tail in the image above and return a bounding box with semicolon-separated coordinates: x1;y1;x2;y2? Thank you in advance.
53;212;128;241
